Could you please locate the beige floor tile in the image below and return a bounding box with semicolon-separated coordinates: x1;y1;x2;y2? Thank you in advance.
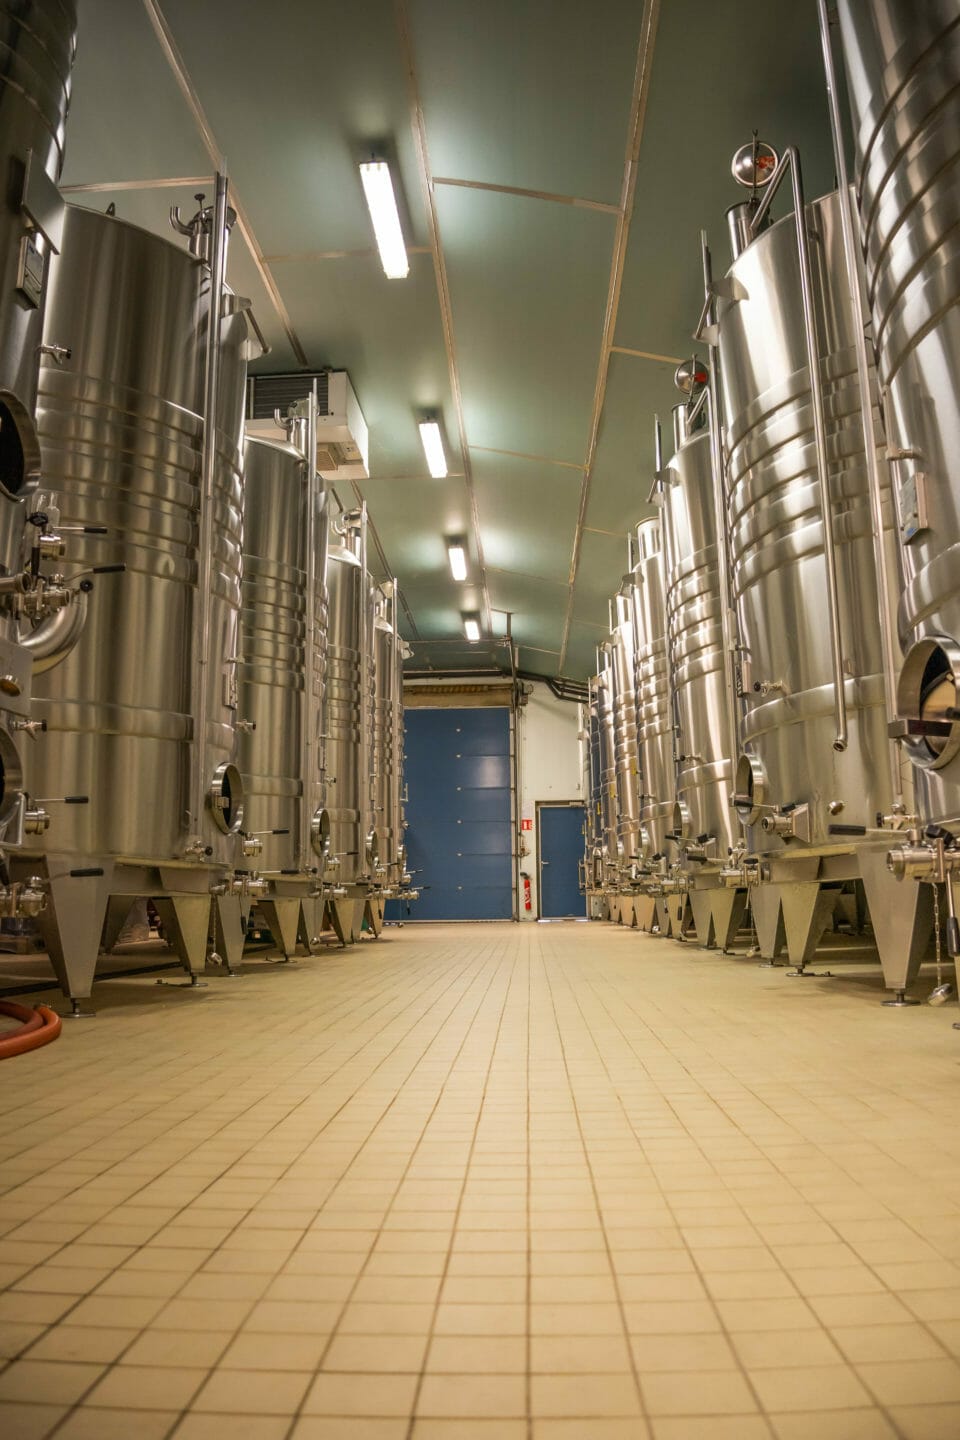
415;1373;526;1418
192;1366;312;1413
617;1272;707;1302
651;1418;773;1440
25;1325;136;1364
855;1356;960;1405
810;1293;916;1327
55;1407;179;1440
888;1403;960;1439
323;1334;428;1372
769;1410;897;1439
426;1335;527;1374
86;1362;206;1409
532;1424;651;1440
624;1300;721;1334
302;1371;419;1416
530;1373;642;1417
0;1402;68;1439
173;1417;294;1440
640;1368;756;1416
831;1322;947;1363
413;1423;527;1440
433;1303;526;1336
530;1302;624;1335
730;1327;844;1368
292;1422;407;1440
749;1363;873;1411
632;1332;737;1371
120;1327;234;1367
531;1334;633;1372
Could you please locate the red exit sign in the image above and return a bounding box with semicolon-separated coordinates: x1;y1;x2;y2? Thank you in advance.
521;818;533;832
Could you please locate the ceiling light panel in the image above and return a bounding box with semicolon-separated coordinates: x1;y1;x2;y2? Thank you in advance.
359;160;409;279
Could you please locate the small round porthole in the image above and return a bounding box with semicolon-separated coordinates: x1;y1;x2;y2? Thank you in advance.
208;762;244;834
734;751;767;827
897;636;960;770
310;807;331;859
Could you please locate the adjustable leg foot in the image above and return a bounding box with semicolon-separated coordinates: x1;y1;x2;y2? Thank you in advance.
66;998;95;1018
785;967;833;978
883;989;921;1007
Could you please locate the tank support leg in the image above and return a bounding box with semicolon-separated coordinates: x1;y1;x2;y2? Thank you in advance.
633;893;656;932
711;887;748;953
688;889;714;947
153;894;211;983
211;894;246;974
859;847;934;999
364;894;384;938
749;885;786;964
782;884;840;976
325;899;349;947
258;897;301;961
27;855;114;1005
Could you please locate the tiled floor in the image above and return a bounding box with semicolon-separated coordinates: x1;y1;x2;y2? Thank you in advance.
1;920;960;1439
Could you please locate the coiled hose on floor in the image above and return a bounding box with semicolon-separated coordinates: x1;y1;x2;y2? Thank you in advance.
0;1000;62;1059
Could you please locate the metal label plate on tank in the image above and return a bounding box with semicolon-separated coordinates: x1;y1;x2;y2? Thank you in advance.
898;469;928;543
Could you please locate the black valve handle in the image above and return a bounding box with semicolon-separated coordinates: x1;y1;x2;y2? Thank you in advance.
64;795;89;804
828;823;867;836
92;564;125;574
82;526;108;535
271;829;290;835
69;867;104;877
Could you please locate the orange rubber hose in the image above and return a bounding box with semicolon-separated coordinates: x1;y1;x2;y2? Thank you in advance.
0;1000;62;1059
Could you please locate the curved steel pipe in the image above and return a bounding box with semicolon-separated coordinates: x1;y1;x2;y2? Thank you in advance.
21;590;88;674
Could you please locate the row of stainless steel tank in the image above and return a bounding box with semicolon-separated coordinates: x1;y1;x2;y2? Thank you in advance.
0;0;414;1010
584;0;960;1005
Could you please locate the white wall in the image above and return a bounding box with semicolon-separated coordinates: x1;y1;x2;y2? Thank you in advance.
517;681;583;919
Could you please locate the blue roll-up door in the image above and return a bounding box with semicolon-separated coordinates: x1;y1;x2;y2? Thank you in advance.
392;707;514;920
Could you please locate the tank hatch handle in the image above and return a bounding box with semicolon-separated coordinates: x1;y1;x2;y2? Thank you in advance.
828;823;868;837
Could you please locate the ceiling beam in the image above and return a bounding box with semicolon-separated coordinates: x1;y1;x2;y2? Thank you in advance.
395;0;492;636
558;0;661;673
61;175;212;192
140;0;308;366
470;444;585;472
610;344;684;364
433;175;620;215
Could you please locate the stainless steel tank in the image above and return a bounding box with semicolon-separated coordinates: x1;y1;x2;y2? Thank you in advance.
324;509;375;938
836;1;960;832
610;589;641;881
238;435;305;876
0;0;76;868
0;0;75;508
631;518;673;865
371;581;404;889
19;198;252;998
663;414;739;865
714;169;929;980
595;654;619;891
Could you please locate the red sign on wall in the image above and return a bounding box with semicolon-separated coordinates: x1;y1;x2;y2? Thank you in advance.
521;818;533;832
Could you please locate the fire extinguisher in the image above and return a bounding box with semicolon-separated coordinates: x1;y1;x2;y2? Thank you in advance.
521;871;532;912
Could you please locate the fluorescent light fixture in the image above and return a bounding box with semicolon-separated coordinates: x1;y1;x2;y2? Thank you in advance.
419;419;447;478
359;160;408;279
462;612;481;643
446;540;468;582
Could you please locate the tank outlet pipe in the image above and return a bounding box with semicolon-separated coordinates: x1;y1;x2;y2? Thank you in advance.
189;170;229;854
816;0;903;804
696;232;743;759
750;146;848;752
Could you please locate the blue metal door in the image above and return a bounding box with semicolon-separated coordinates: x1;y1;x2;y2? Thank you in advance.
391;707;513;920
538;804;586;918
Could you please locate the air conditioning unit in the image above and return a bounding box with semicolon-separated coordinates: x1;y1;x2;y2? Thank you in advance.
245;369;369;480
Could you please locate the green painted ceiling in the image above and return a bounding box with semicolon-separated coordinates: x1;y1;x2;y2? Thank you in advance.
61;0;835;681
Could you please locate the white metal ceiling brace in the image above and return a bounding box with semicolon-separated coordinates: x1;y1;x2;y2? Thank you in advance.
558;0;662;675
